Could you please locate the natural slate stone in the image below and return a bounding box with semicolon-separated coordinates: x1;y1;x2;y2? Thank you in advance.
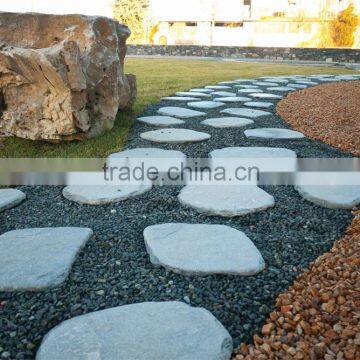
221;108;271;118
201;117;254;128
252;81;279;86
287;83;308;89
235;84;259;89
266;86;296;92
176;91;211;98
213;96;251;103
249;93;283;99
158;107;206;118
205;85;231;90
161;96;199;102
0;189;26;212
244;101;274;109
140;128;210;143
245;128;305;139
263;78;289;84
238;88;263;93
0;227;93;291
144;223;265;276
295;81;318;85
137;116;185;127
178;185;275;217
211;91;236;97
63;185;152;205
187;101;225;109
190;88;214;93
36;301;233;360
295;185;360;209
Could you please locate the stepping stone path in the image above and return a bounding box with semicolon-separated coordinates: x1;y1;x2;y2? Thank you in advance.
221;108;271;118
205;85;231;90
238;88;263;93
249;93;282;99
137;116;184;127
0;227;93;291
63;185;153;205
244;101;274;109
176;91;211;98
144;223;265;275
0;189;26;212
158;107;206;118
161;96;199;102
187;100;225;109
201;117;254;128
245;128;305;139
37;301;233;360
296;185;360;209
211;91;236;97
140;129;211;143
267;86;296;92
178;185;275;217
190;88;214;93
213;96;251;103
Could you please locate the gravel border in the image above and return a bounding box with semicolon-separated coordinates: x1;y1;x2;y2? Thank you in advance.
0;76;357;359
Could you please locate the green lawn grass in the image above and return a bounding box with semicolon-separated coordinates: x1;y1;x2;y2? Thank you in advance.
0;58;357;158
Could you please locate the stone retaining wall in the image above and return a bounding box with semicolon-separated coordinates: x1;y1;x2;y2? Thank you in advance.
127;45;360;64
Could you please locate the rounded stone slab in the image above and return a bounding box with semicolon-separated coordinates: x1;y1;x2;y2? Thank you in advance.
140;128;211;143
0;227;93;291
205;85;231;90
238;88;263;93
295;185;360;209
218;81;239;85
161;96;199;102
245;128;305;139
287;83;308;89
263;78;289;84
213;96;251;103
176;91;211;98
253;81;279;86
211;91;236;97
244;101;274;109
144;223;265;276
158;107;206;119
235;84;259;89
249;93;283;99
201;117;254;128
0;189;26;212
267;86;296;92
63;185;152;205
190;88;214;93
187;101;225;109
36;301;233;360
220;108;271;118
295;81;318;85
178;185;275;217
137;116;185;127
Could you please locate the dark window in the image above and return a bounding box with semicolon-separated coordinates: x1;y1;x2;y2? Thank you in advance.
185;22;197;27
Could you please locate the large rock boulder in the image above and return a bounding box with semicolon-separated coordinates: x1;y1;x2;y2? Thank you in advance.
0;12;137;141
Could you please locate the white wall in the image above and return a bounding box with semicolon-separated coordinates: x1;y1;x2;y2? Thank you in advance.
0;0;114;18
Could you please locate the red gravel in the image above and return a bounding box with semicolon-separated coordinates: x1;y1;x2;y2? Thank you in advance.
233;210;360;360
277;81;360;156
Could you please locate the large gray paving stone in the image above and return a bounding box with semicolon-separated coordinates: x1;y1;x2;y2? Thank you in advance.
287;83;308;89
263;78;289;84
221;108;271;118
245;128;305;139
213;96;251;103
205;85;232;90
36;301;233;360
201;117;254;128
249;93;283;100
244;101;274;109
63;185;152;205
187;101;225;109
178;185;275;217
235;84;259;89
295;185;360;209
0;227;93;291
238;88;263;93
144;223;265;276
161;96;199;102
211;91;236;97
137;116;185;127
266;86;296;92
141;128;211;143
158;107;206;118
190;88;214;93
0;189;26;212
176;91;211;98
252;81;279;86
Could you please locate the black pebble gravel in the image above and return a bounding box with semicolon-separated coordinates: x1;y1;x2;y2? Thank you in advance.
0;78;355;359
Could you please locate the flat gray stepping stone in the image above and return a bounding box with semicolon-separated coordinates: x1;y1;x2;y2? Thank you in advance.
295;185;360;209
221;108;271;118
190;88;214;93
140;128;210;143
201;117;254;128
235;79;252;82
187;101;225;109
245;128;305;139
287;83;308;89
253;81;279;86
137;116;184;127
158;107;206;118
235;84;259;89
176;91;211;98
161;96;199;102
0;227;93;291
108;148;186;173
36;301;233;360
63;185;152;205
267;86;296;92
178;185;275;217
244;101;274;109
213;96;251;103
263;78;289;84
317;78;338;82
249;93;283;99
295;81;318;85
144;223;265;276
205;85;231;90
0;189;26;212
238;88;263;93
211;91;236;97
218;81;239;85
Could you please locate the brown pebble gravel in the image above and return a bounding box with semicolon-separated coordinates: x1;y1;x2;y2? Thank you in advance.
277;81;360;156
233;210;360;360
